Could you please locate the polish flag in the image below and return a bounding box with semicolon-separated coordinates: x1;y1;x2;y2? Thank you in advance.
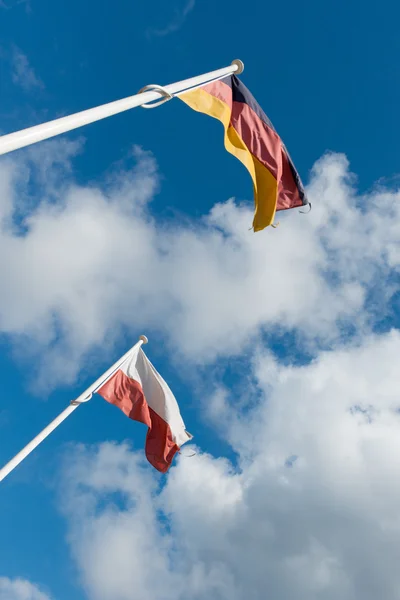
97;345;192;473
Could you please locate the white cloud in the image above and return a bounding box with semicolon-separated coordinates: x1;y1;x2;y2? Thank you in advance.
11;46;43;92
1;121;399;598
0;142;400;388
0;577;51;600
60;329;400;600
147;0;195;37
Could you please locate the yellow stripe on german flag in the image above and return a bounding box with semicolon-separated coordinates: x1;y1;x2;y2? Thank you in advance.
179;75;308;232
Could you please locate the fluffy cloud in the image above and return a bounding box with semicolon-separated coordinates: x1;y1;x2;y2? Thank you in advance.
2;130;399;598
0;140;399;388
0;577;51;600
11;46;44;92
60;329;400;600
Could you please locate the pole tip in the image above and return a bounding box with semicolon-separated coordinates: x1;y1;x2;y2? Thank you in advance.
139;335;149;344
231;59;244;74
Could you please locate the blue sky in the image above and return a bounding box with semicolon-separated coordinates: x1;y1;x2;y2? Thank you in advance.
1;1;400;600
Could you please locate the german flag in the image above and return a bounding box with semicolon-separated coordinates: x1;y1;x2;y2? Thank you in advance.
179;75;308;232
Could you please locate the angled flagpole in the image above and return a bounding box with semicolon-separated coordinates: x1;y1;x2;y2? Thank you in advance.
0;335;148;483
0;60;244;157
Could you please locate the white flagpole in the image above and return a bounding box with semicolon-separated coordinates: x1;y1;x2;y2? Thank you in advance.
0;59;244;157
0;335;148;483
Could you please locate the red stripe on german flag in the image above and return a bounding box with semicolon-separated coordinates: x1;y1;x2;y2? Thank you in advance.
179;75;308;232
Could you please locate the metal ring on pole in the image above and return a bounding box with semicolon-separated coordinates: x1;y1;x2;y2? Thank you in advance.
70;393;93;406
138;84;174;109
